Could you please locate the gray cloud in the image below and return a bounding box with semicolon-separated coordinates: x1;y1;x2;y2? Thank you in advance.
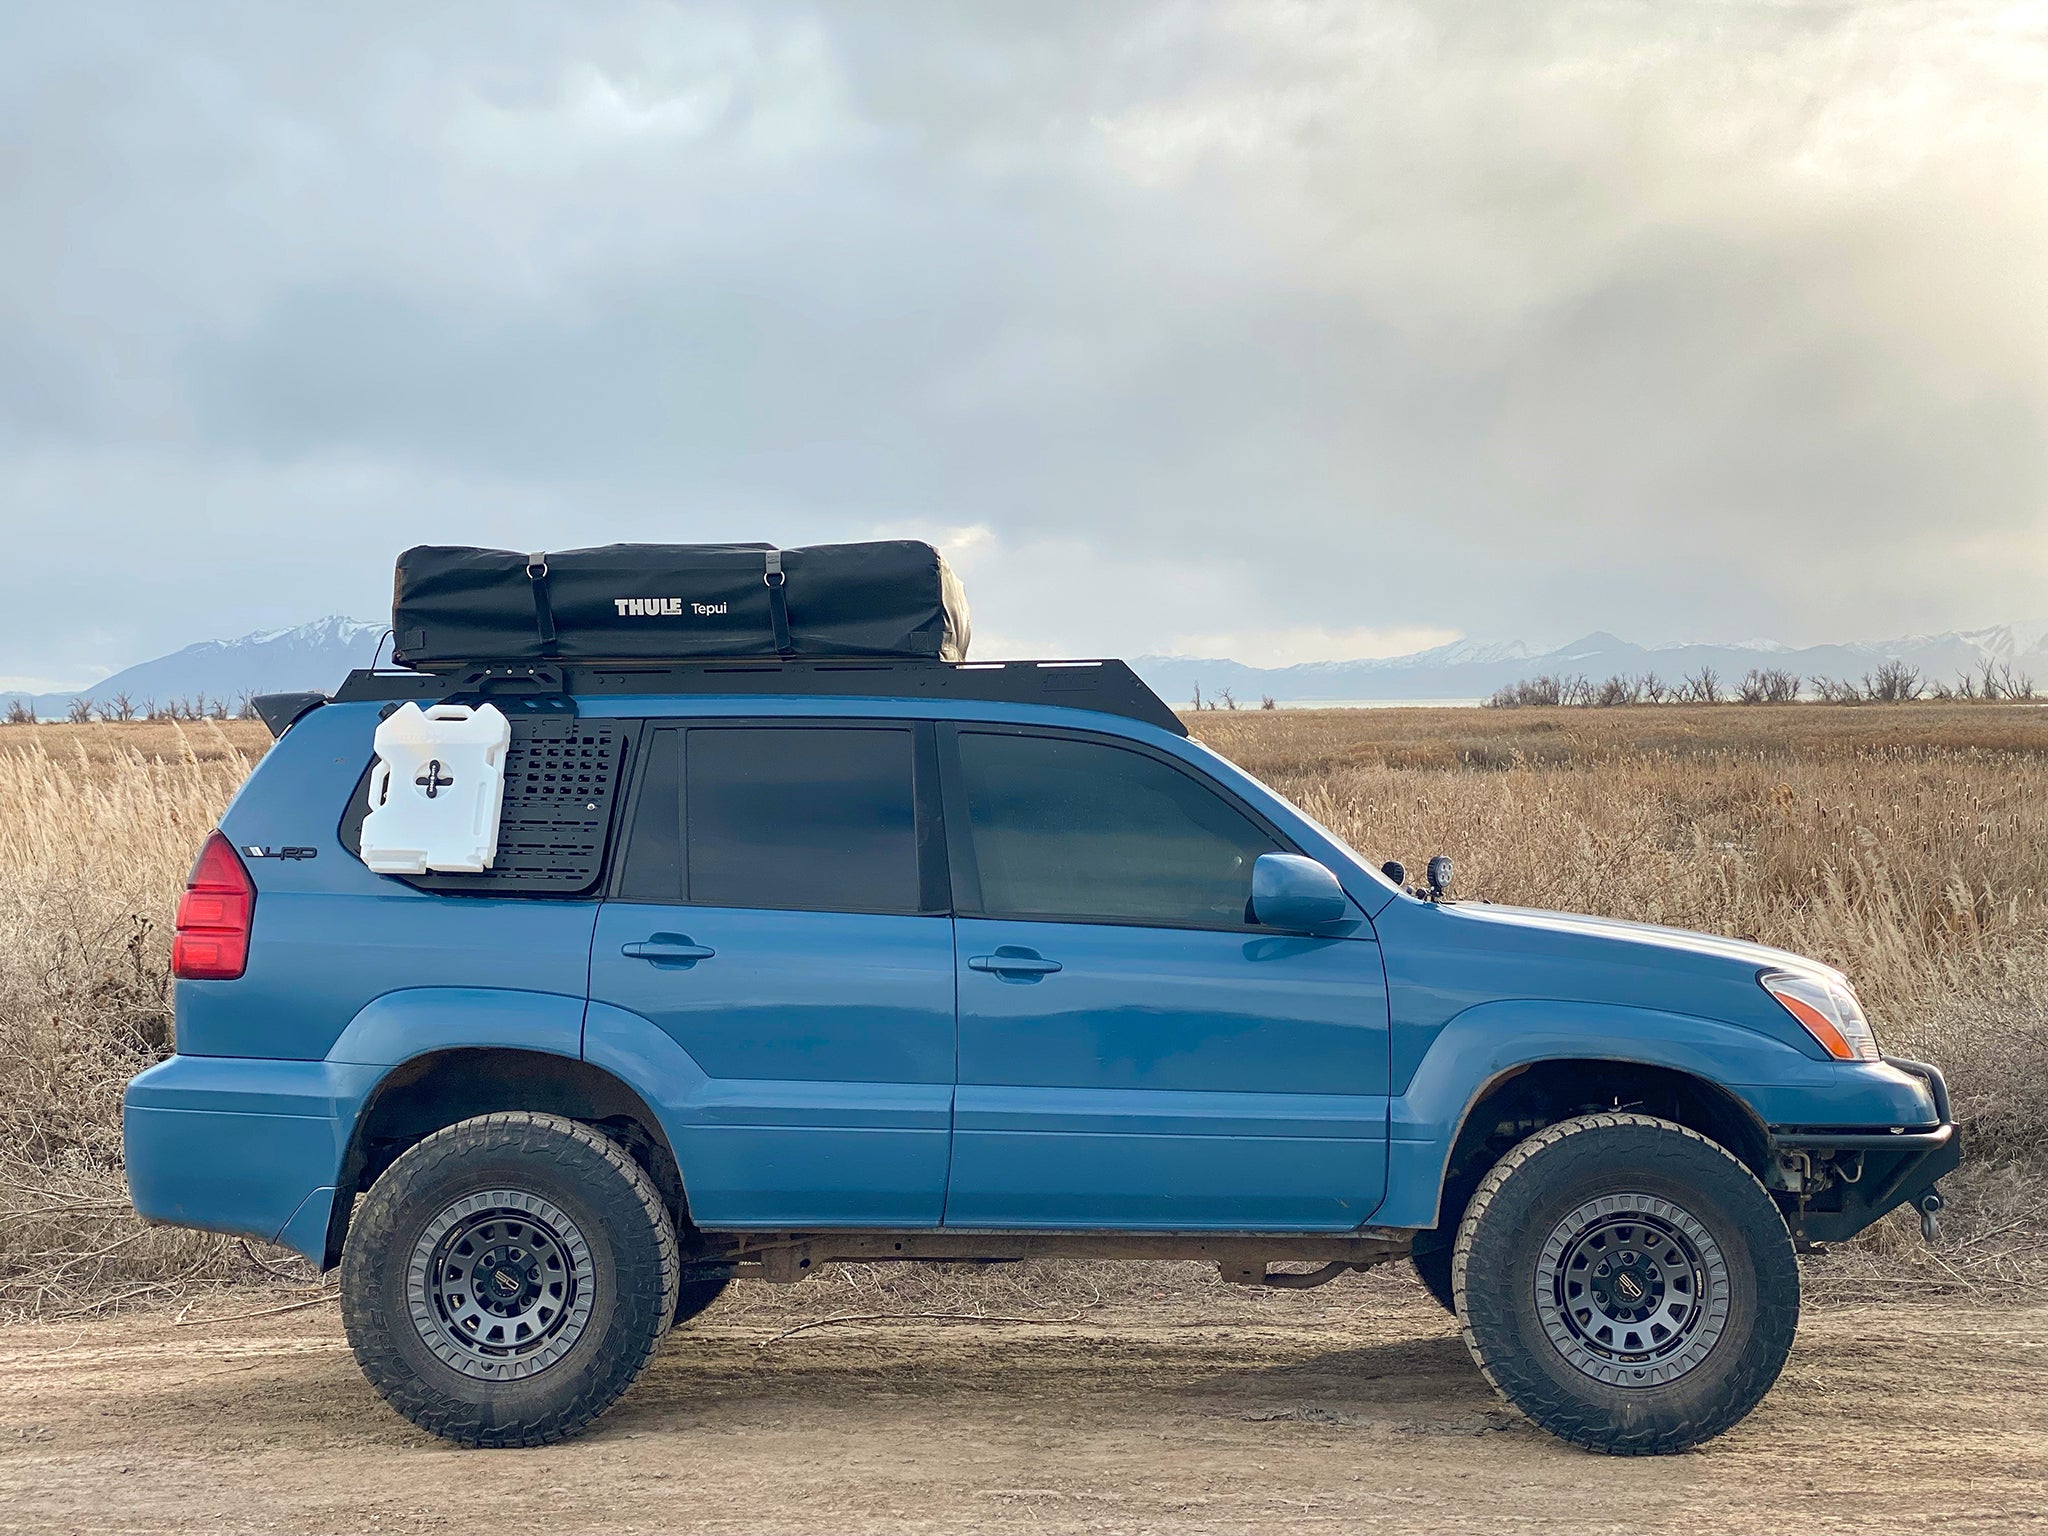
2;0;2043;680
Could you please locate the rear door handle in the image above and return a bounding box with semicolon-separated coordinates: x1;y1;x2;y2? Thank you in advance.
968;949;1063;977
622;937;716;964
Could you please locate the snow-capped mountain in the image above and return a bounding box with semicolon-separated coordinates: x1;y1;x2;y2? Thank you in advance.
1133;624;2048;704
8;617;386;715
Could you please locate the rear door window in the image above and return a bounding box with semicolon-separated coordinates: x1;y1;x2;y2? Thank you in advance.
617;723;931;915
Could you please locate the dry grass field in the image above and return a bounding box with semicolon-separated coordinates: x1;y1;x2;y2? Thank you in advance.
0;704;2043;1320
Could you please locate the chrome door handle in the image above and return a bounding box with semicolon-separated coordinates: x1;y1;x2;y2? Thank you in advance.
622;938;716;964
968;950;1063;976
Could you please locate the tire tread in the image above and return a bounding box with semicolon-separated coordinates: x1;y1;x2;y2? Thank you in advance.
1452;1111;1798;1455
340;1111;679;1448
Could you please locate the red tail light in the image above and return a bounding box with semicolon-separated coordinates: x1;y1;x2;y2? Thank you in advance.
171;832;255;980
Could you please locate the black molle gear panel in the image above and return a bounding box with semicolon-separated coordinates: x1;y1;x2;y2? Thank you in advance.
343;718;631;896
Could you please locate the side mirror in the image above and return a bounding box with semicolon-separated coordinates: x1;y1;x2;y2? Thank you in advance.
1251;853;1349;932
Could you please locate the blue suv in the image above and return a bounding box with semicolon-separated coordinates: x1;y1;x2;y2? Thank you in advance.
124;658;1957;1453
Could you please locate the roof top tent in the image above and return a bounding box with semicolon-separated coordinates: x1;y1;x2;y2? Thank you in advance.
253;542;1183;738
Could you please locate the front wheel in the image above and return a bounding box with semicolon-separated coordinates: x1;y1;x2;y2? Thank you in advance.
1454;1112;1798;1455
340;1112;680;1447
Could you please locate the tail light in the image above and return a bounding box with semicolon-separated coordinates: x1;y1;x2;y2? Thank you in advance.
171;832;255;980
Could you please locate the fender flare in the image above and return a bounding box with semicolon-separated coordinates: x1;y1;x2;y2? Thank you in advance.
326;986;587;1067
1374;999;1805;1230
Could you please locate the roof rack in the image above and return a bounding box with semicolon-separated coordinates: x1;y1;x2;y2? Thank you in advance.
326;657;1187;736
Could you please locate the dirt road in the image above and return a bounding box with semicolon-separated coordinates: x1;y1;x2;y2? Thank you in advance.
2;1280;2042;1535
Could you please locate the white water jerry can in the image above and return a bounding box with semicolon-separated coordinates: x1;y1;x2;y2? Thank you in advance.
358;702;512;874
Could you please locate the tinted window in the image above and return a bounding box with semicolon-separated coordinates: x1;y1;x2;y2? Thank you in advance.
954;731;1279;927
616;729;682;902
679;727;920;913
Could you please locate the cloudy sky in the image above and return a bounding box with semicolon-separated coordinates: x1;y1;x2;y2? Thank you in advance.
3;1;2045;688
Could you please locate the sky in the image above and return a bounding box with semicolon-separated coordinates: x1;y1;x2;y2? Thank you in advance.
3;1;2045;690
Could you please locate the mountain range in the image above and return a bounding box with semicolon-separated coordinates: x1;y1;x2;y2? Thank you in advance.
1134;624;2048;704
6;618;2046;715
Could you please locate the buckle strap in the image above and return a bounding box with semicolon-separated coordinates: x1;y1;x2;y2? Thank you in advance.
763;548;792;655
525;551;557;651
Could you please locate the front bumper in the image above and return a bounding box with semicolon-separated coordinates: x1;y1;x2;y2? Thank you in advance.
1767;1056;1962;1244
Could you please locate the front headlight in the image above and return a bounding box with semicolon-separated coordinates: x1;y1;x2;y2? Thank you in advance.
1760;970;1881;1061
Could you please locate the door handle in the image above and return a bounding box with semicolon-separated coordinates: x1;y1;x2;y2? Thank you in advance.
622;937;717;964
968;949;1063;977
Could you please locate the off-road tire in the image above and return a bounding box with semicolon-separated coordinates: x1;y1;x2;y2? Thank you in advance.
1410;1243;1457;1315
1453;1112;1798;1455
340;1112;680;1447
671;1265;734;1329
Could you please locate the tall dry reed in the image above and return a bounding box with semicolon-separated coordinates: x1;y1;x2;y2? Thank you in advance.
0;723;267;1313
1;706;2041;1314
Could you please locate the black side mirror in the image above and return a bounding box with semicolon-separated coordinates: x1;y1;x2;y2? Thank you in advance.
1381;860;1406;887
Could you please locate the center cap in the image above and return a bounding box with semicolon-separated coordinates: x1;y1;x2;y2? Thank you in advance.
1615;1272;1645;1302
493;1268;523;1296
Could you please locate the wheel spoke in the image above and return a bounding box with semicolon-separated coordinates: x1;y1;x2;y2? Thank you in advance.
1535;1197;1728;1387
411;1196;594;1379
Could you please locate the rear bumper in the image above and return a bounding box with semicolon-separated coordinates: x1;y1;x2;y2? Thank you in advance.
123;1055;378;1262
1767;1056;1962;1244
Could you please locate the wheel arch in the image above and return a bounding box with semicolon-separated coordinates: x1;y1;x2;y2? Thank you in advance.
1411;1056;1772;1249
324;1046;688;1270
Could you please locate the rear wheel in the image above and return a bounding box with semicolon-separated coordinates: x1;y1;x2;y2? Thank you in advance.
1454;1112;1797;1455
340;1112;679;1447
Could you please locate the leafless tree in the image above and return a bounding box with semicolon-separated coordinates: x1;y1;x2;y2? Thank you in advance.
66;696;94;724
3;699;35;725
1862;660;1923;702
1810;676;1861;704
1683;667;1721;704
1738;668;1799;704
1992;663;2037;701
106;692;137;722
1259;694;1278;710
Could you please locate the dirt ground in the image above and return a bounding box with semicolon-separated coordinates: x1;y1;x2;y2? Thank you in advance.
1;1280;2042;1536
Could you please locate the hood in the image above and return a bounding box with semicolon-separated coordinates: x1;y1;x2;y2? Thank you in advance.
1447;903;1843;984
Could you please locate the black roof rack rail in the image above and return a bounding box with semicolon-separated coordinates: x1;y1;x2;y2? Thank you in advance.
330;657;1187;736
